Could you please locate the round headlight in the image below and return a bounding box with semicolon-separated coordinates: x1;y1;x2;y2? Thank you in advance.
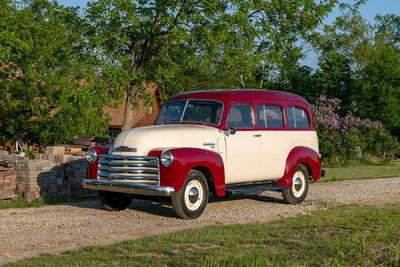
86;148;97;163
160;150;173;167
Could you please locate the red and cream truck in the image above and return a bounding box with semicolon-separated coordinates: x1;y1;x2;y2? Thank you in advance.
84;90;324;219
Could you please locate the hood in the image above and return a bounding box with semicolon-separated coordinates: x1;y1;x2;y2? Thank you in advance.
112;124;220;155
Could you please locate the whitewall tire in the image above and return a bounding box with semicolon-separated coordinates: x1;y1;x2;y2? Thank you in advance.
282;164;309;204
172;170;209;219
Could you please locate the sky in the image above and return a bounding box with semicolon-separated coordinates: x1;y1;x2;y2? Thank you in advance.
57;0;400;68
57;0;400;22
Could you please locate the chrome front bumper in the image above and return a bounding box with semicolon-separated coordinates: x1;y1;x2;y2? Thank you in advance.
83;179;175;196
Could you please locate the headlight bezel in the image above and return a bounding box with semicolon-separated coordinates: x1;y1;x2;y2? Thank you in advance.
160;150;174;167
86;148;98;163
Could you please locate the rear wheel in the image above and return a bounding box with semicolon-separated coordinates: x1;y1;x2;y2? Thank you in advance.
282;164;309;204
98;191;132;211
172;170;209;219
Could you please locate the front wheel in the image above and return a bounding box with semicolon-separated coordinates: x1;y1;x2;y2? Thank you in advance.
171;170;209;219
282;164;309;204
98;191;132;211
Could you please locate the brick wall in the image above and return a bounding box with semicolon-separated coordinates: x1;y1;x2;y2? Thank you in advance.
0;169;16;199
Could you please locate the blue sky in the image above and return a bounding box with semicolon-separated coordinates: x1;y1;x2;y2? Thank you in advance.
58;0;400;22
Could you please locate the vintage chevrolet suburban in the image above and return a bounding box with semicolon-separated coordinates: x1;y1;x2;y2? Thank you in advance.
83;89;323;219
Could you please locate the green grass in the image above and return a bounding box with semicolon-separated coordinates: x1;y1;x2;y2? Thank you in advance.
0;194;97;210
6;203;400;266
323;160;400;182
0;194;46;210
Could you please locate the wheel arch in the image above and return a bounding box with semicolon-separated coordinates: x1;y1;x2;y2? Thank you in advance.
277;146;321;188
148;148;226;197
193;166;216;196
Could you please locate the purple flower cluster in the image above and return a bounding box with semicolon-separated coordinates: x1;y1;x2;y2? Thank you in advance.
310;95;395;164
311;95;382;135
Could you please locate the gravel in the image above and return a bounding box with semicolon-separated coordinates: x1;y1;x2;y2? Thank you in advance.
0;177;399;264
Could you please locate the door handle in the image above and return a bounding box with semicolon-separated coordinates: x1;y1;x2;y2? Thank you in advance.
253;134;262;137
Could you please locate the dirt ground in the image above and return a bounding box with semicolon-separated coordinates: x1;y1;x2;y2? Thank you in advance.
0;177;399;264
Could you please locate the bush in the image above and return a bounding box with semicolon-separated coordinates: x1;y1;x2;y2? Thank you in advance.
311;95;399;165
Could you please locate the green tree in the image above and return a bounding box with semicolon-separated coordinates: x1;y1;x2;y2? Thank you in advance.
85;0;336;130
308;8;400;135
0;0;111;145
354;45;400;137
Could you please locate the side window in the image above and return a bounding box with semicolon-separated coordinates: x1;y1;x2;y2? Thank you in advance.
256;105;284;128
226;104;254;128
287;106;310;128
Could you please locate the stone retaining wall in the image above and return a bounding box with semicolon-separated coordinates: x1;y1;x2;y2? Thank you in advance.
0;147;93;202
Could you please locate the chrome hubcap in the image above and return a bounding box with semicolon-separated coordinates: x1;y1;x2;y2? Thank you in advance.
188;187;199;204
294;177;302;191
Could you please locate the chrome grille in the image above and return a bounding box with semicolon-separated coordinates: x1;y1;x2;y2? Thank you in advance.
97;155;159;184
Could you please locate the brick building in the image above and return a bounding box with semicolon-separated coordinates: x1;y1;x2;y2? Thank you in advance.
104;84;162;137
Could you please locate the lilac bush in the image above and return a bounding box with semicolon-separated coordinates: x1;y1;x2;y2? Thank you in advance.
311;95;399;165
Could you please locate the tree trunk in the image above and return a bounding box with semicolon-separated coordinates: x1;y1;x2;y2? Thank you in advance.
121;93;135;131
260;62;266;89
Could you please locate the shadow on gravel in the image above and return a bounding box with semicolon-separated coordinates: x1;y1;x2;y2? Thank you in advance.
66;192;285;217
129;200;177;218
209;193;285;204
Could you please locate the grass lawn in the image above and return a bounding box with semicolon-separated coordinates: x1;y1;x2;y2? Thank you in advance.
6;203;400;266
0;195;96;210
322;160;400;182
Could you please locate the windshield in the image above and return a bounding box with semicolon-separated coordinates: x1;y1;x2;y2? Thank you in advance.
155;100;223;126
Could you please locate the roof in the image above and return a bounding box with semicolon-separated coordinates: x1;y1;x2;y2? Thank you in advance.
167;89;310;105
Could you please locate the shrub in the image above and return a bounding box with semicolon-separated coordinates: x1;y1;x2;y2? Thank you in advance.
311;95;399;165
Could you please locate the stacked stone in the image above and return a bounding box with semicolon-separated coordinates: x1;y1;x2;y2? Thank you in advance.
15;159;58;202
0;145;91;202
0;169;17;199
65;157;92;197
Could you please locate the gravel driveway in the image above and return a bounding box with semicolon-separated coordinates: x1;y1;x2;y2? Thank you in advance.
1;177;399;264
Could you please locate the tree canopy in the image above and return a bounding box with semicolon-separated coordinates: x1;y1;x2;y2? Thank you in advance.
0;0;399;146
0;0;111;145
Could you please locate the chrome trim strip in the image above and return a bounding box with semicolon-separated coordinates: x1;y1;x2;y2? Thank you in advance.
180;99;189;122
104;161;158;167
99;155;158;161
83;179;175;197
98;167;159;175
97;173;159;180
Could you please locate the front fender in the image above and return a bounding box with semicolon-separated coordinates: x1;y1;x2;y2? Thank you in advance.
148;148;225;196
277;146;321;187
88;146;108;179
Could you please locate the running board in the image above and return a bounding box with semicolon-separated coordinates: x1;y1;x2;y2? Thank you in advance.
225;183;289;196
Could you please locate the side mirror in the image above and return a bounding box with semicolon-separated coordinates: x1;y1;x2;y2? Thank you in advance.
228;127;236;135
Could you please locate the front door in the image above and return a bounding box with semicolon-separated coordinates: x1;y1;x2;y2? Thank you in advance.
224;104;263;184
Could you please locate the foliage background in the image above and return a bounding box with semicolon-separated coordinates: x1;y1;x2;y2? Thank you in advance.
0;0;399;163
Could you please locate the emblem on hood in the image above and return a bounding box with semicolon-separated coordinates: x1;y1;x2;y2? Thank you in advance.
203;143;216;149
113;146;137;153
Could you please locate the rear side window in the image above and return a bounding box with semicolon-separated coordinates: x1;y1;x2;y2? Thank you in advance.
256;105;284;128
226;104;254;128
287;106;310;128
